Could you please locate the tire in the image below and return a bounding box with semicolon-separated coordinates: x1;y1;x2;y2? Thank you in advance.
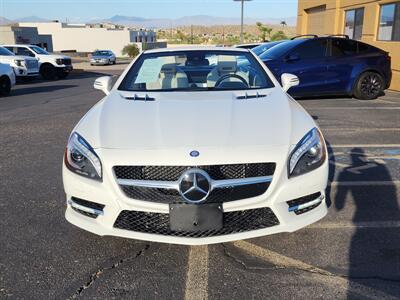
113;60;116;65
40;64;57;80
353;72;384;100
0;76;11;96
57;72;69;79
108;59;112;65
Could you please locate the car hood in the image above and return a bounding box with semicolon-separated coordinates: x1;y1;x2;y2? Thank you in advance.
37;54;70;60
78;88;293;150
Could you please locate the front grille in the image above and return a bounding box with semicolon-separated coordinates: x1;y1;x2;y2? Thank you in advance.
114;163;276;181
62;58;72;65
121;182;270;204
27;60;38;70
287;192;322;215
114;207;279;238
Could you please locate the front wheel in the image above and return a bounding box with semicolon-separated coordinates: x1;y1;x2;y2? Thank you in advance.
0;76;11;96
40;64;57;80
353;72;384;100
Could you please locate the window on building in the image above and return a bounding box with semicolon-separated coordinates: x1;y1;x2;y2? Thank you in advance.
378;2;400;41
344;8;364;40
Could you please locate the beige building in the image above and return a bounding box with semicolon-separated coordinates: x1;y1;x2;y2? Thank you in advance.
297;0;400;91
16;22;159;56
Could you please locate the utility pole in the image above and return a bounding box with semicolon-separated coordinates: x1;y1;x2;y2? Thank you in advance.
234;0;252;44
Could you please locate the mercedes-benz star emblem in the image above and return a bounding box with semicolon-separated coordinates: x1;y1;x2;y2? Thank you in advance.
178;168;211;203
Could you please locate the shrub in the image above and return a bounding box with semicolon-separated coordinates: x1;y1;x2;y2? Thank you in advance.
122;44;140;58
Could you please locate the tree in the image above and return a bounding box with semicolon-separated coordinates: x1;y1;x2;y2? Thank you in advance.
256;22;273;42
122;43;140;58
280;20;287;30
271;30;288;41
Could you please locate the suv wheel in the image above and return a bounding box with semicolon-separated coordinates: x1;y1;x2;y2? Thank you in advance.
40;64;57;80
0;76;11;96
354;72;384;100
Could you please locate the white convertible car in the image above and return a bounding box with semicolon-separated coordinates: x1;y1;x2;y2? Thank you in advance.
63;47;328;245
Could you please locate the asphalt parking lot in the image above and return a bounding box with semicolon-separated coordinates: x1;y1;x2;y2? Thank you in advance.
1;71;399;300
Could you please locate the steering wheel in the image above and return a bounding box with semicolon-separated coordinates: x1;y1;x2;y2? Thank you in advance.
215;73;249;88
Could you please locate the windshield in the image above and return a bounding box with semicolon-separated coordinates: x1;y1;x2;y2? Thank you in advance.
93;51;111;56
119;50;274;92
0;47;14;56
31;46;49;55
252;41;287;56
259;40;303;60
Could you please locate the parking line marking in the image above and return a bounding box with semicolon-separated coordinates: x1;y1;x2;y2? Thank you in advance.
233;240;398;300
324;128;400;132
330;144;400;148
185;245;209;300
329;181;400;186
308;221;400;229
309;107;400;110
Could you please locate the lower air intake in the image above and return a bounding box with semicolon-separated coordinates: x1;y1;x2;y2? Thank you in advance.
113;207;279;238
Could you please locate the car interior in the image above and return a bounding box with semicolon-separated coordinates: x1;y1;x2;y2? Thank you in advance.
122;52;272;91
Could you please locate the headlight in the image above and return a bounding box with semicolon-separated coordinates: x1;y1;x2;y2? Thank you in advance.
56;58;63;65
288;127;326;177
65;132;102;181
14;59;25;67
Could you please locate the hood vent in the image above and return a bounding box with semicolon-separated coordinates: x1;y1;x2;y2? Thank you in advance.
236;92;267;100
123;94;155;101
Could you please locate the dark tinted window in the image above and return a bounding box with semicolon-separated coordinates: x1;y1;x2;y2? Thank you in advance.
331;39;358;56
16;47;35;57
290;39;328;59
357;42;371;54
260;39;305;59
0;47;14;56
4;46;15;54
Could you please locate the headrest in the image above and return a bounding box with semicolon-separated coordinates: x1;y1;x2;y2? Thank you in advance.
218;55;237;73
161;56;177;74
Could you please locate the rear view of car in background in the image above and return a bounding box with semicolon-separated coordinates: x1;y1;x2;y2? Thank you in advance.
3;44;73;80
258;36;392;100
0;62;16;96
0;47;39;80
90;50;116;66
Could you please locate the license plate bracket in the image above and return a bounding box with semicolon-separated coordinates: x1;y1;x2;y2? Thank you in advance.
169;203;223;232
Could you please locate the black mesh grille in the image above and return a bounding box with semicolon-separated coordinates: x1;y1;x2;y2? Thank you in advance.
114;207;279;238
287;192;322;215
62;58;72;65
114;163;275;181
121;182;270;204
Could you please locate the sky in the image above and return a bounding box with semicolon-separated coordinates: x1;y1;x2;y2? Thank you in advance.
0;0;298;22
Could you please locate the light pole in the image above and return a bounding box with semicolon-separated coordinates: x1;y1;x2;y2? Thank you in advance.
234;0;252;44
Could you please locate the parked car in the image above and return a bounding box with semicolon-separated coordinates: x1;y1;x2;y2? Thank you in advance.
258;36;392;100
234;43;262;49
251;40;288;56
3;44;73;80
0;62;16;96
0;46;39;80
63;47;329;245
90;50;116;65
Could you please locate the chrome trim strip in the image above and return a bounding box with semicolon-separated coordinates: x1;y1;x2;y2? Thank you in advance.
210;176;273;190
117;179;179;190
117;176;272;191
288;196;324;212
68;199;104;216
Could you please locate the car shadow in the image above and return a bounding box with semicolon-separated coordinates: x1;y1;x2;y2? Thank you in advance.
334;148;399;299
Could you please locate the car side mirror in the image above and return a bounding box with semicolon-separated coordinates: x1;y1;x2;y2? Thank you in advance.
281;73;300;92
286;53;300;62
94;76;112;95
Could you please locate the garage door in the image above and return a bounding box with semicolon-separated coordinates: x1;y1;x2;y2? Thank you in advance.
306;5;326;36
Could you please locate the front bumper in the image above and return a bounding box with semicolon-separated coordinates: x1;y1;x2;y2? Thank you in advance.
90;59;110;65
56;65;73;72
13;66;39;77
63;147;329;245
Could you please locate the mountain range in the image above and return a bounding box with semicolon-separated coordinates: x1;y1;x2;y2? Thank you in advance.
0;15;296;28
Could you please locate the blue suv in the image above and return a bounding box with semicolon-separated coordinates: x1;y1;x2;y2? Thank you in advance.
258;36;392;100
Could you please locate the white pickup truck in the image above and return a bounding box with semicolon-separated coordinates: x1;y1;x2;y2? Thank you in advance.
0;62;16;96
0;46;39;80
3;44;73;80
